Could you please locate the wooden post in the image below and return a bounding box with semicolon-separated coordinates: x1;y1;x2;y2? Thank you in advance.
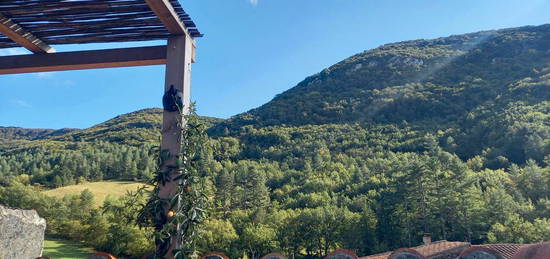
158;34;195;258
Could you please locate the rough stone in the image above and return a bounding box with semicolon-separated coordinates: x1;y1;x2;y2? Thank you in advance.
0;205;46;259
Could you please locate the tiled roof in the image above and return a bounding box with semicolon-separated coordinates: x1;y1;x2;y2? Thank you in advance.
415;241;470;257
483;244;525;259
511;242;550;259
358;241;549;259
359;241;470;259
359;251;392;259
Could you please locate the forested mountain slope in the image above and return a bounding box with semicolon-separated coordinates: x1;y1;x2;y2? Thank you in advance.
0;127;75;140
212;24;550;165
0;127;76;149
0;110;222;185
0;108;222;151
48;108;222;146
0;24;549;259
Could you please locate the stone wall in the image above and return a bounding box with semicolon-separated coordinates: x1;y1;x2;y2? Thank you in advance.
0;205;47;259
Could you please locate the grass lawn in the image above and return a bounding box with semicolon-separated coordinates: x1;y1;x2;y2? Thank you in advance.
42;181;150;206
43;238;94;259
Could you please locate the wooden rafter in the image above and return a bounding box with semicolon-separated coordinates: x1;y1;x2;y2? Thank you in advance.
144;0;189;35
0;45;167;74
0;13;54;53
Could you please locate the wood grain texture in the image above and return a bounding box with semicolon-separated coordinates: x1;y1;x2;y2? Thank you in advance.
0;0;201;49
158;35;194;259
0;13;54;53
0;45;166;74
144;0;187;35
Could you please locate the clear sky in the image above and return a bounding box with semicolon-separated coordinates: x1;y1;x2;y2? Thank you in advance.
1;0;549;129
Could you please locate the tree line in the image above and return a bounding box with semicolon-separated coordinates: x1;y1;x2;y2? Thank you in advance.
1;121;549;258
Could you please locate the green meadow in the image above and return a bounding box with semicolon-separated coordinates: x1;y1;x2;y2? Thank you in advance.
43;238;94;259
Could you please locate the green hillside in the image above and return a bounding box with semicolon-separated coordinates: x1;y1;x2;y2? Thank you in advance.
217;25;550;127
0;110;222;187
0;24;549;259
212;24;550;165
48;108;222;146
0;127;76;150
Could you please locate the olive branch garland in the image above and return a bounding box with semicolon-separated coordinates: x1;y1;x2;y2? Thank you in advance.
135;103;211;259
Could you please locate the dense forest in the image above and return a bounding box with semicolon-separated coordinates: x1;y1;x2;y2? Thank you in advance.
1;24;549;258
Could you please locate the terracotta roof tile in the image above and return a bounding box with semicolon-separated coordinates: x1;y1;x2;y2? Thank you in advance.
359;251;392;259
359;241;470;259
414;241;470;257
512;242;550;259
358;241;550;259
482;244;525;259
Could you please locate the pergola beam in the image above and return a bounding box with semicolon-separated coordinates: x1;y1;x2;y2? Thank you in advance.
0;13;55;54
144;0;189;35
0;45;167;75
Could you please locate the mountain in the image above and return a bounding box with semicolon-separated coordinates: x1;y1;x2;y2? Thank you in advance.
0;127;77;150
216;24;550;128
0;108;223;149
0;127;77;140
48;108;223;146
1;24;550;258
2;25;548;165
212;24;550;165
49;108;163;146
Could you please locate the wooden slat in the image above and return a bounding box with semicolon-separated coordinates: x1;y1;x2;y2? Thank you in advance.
0;45;166;74
0;13;54;53
0;0;201;49
144;0;188;35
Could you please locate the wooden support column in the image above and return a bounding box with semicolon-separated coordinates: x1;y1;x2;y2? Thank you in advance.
158;34;194;258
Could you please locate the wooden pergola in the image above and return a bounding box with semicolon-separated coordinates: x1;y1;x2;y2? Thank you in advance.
0;0;201;258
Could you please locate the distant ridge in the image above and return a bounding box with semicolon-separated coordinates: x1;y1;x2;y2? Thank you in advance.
0;108;223;148
0;127;78;141
212;24;550;130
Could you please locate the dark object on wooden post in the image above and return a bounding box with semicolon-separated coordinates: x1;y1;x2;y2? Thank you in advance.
163;85;184;112
0;1;201;258
157;34;194;258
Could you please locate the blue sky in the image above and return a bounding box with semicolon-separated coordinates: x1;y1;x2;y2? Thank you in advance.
1;0;549;129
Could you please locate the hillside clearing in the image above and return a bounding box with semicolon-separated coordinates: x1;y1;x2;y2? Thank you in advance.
42;181;150;205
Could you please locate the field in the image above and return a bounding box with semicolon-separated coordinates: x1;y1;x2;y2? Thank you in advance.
42;181;150;206
43;238;94;259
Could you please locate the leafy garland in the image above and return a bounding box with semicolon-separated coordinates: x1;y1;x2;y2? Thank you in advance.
136;104;211;259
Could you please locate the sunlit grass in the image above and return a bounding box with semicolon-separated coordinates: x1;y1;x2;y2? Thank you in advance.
42;181;151;206
43;238;94;259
